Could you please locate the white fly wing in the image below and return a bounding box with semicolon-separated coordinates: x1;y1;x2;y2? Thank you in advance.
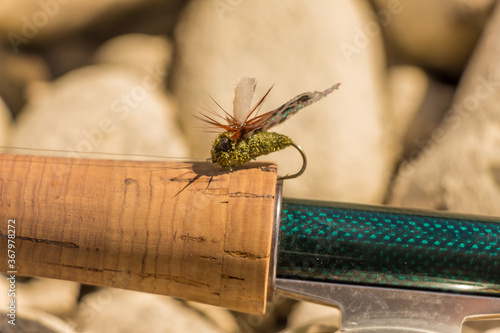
232;77;256;123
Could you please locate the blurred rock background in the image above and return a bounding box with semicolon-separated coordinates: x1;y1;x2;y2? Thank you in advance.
1;0;500;332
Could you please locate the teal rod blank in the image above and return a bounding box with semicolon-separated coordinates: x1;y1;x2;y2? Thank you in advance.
277;199;500;296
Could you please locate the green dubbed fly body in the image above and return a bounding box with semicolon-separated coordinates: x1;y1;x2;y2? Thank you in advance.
199;77;341;170
211;131;293;169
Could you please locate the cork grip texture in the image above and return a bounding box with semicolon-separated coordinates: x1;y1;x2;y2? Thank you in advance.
0;154;278;314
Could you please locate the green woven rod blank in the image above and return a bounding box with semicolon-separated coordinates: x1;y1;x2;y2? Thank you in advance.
277;199;500;296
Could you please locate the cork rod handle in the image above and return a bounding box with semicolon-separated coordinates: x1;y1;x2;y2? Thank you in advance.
0;153;278;314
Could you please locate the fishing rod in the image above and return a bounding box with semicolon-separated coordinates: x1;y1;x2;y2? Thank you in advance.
1;65;500;332
0;153;499;332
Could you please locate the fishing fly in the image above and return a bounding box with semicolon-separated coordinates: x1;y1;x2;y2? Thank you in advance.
198;77;341;179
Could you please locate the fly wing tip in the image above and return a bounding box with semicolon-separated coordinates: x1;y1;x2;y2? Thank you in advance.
323;82;342;95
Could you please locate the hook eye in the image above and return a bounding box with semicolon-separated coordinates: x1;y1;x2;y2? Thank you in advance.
278;143;307;180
